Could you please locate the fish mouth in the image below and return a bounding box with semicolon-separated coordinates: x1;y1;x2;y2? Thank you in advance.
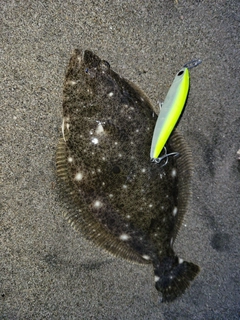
64;49;84;79
70;48;84;66
69;49;103;71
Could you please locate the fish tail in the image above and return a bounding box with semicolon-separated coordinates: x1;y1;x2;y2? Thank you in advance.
154;256;200;302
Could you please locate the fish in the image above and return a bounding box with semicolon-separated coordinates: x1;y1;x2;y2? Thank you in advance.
56;49;200;302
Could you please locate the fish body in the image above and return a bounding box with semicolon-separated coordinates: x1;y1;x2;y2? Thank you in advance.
56;49;199;302
150;67;189;160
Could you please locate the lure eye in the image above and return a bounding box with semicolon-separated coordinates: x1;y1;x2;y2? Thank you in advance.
177;70;184;76
85;68;89;73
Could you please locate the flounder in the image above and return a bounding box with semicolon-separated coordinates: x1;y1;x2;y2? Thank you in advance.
56;49;200;302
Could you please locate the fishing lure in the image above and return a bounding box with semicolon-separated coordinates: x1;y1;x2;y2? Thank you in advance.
150;59;202;163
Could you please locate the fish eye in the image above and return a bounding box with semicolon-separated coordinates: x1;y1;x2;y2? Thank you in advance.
101;60;110;70
177;70;184;76
112;165;121;174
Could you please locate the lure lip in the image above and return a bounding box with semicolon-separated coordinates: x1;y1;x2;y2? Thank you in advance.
183;59;202;69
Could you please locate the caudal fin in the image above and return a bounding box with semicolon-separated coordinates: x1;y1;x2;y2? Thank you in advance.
154;256;200;302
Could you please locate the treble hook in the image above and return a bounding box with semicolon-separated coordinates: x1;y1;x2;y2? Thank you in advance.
151;147;180;167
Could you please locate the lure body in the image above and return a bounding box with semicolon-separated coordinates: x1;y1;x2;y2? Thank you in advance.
150;67;190;160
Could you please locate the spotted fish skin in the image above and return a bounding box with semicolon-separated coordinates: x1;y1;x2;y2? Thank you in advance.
56;49;200;302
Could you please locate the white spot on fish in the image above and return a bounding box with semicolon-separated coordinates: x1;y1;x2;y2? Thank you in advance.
154;276;160;282
141;168;146;173
126;215;131;219
119;234;130;241
149;204;153;208
142;255;150;260
68;80;77;85
93;200;102;208
68;157;73;163
61;116;70;141
123;185;127;189
173;207;178;216
109;194;113;198
95;123;104;134
75;172;83;181
92;138;98;144
171;168;177;178
178;258;184;264
108;92;114;97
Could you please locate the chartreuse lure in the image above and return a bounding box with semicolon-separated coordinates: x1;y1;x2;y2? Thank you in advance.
150;59;201;163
